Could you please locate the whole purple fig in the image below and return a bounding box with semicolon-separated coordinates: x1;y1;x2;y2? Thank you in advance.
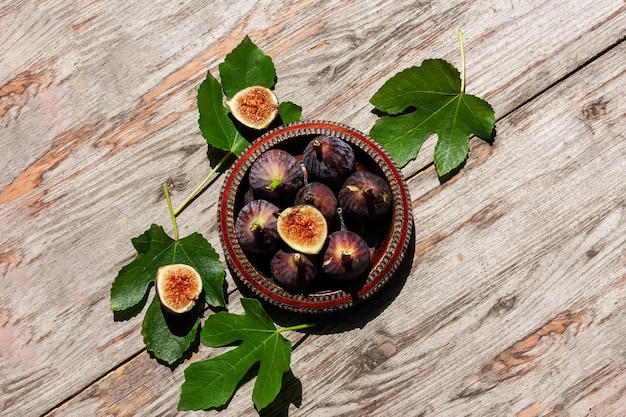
322;230;370;280
249;149;304;203
294;182;338;221
270;250;317;289
338;171;392;220
235;199;280;254
303;135;355;186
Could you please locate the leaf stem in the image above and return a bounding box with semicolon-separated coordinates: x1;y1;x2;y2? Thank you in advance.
173;151;233;217
278;323;315;333
458;29;466;93
163;183;179;241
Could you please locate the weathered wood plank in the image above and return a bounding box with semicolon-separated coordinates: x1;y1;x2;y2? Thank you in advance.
1;0;624;415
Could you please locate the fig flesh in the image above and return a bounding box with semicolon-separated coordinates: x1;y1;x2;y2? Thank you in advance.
235;199;280;253
270;250;317;289
249;149;304;203
338;171;392;220
227;86;279;130
276;205;328;255
322;230;370;280
156;264;203;314
293;182;338;221
303;135;355;185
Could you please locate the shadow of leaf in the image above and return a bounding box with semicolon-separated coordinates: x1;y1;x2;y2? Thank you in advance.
258;370;303;417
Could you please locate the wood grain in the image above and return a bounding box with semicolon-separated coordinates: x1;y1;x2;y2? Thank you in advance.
1;0;624;416
278;40;626;417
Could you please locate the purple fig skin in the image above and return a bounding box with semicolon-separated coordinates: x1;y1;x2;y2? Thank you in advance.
249;149;304;202
270;250;317;289
322;230;370;280
338;171;392;220
235;199;280;254
303;135;355;186
294;182;338;221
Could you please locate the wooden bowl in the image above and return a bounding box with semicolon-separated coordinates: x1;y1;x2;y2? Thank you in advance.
218;120;413;314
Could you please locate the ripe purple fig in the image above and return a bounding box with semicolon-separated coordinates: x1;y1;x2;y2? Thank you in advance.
322;230;370;280
303;135;355;185
293;182;338;221
270;250;317;289
276;205;328;255
156;264;203;314
338;171;392;220
235;199;280;254
248;149;304;203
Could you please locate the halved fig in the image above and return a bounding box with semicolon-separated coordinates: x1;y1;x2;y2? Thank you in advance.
322;230;370;280
227;86;279;130
155;264;203;314
270;249;317;289
276;205;328;255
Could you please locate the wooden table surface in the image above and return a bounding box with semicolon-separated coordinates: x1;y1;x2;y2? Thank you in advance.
1;1;625;416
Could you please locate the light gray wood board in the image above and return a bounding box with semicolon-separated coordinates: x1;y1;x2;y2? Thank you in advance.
1;0;624;415
43;30;626;417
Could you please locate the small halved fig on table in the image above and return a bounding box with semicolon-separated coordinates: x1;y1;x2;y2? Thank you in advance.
227;85;279;130
155;264;203;314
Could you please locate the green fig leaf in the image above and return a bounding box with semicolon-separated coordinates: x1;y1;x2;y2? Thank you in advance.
369;58;495;176
142;295;200;365
110;224;225;312
278;101;302;125
179;298;294;411
219;35;276;98
197;72;249;156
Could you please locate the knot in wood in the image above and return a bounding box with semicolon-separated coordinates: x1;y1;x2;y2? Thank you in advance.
582;99;607;120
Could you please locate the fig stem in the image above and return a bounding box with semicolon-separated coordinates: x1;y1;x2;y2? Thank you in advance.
162;183;179;241
267;176;282;191
250;221;264;233
341;250;353;264
458;29;466;94
173;151;233;217
277;323;315;333
311;138;324;161
293;253;304;266
336;207;347;231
